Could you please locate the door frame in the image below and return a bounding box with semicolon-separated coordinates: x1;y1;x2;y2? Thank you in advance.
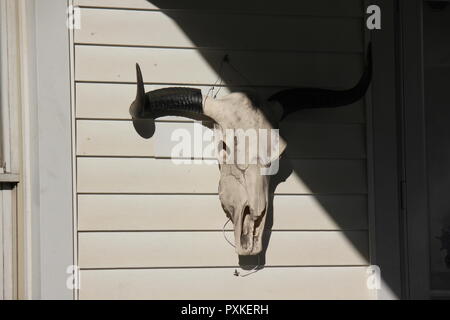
398;0;431;299
368;0;405;299
34;0;74;300
7;0;75;299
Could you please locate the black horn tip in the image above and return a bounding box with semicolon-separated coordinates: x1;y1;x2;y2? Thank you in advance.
130;63;147;119
135;63;145;98
136;63;144;86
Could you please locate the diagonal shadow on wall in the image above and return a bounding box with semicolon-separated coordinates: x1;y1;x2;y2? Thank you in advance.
134;0;388;296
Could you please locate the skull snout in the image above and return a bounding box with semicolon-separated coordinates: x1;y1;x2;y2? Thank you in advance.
234;201;267;256
219;164;270;256
240;206;253;251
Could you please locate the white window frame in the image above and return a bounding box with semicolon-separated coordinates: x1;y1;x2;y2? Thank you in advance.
0;0;20;300
0;0;74;300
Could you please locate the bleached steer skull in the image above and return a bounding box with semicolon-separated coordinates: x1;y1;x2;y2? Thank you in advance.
129;45;372;256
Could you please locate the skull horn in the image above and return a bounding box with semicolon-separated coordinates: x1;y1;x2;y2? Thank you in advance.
129;64;147;118
268;43;373;119
129;63;205;119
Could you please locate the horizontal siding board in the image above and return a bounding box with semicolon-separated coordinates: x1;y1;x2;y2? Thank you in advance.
79;267;374;300
155;121;366;159
73;0;364;17
77;194;368;231
75;9;363;52
277;159;367;194
76;120;366;158
76;158;367;194
281;123;366;158
77;120;154;156
77;157;219;194
78;231;369;268
75;82;366;123
75;45;363;87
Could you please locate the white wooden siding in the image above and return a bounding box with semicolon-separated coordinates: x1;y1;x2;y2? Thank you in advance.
77;158;367;194
75;46;363;87
77;194;368;231
76;82;366;122
71;0;371;299
78;231;368;268
79;267;375;300
73;0;364;17
77;120;366;158
75;9;364;52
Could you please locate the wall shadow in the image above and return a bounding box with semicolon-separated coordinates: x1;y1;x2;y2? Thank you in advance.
139;0;381;293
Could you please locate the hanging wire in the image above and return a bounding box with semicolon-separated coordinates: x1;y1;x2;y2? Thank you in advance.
204;54;228;106
222;218;235;248
213;77;224;99
206;53;270;106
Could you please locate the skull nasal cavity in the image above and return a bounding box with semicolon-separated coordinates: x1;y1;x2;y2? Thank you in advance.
242;205;251;230
241;205;252;249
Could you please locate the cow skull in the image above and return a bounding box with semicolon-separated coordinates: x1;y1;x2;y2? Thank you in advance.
129;45;371;256
207;93;287;255
130;65;286;255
